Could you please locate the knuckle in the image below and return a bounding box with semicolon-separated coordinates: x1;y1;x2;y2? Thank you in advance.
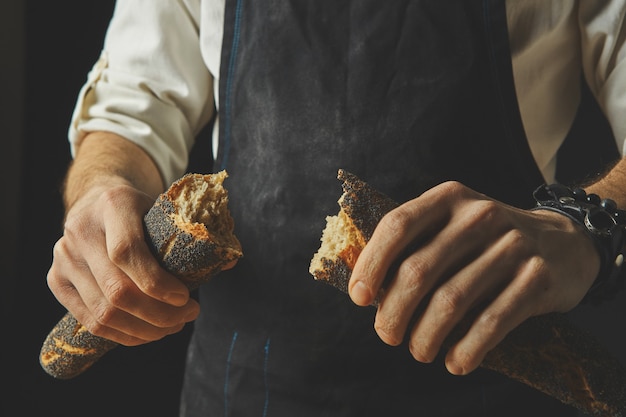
47;243;65;282
437;180;465;195
503;228;531;255
62;214;89;241
102;277;134;307
507;228;526;245
45;267;63;293
99;186;127;208
51;237;68;258
519;256;551;293
470;200;500;223
526;255;549;277
138;278;160;297
47;240;77;295
430;181;470;204
461;200;506;235
108;237;137;266
431;285;464;318
395;258;432;295
84;319;108;338
380;208;413;236
90;303;117;331
475;310;504;338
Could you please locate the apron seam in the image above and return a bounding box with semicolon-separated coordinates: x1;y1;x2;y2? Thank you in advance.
220;0;244;171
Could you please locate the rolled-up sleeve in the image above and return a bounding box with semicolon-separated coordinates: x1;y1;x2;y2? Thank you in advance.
69;0;214;185
580;1;626;157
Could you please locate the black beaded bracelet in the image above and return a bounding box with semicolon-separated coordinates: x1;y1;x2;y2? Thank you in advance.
531;183;626;303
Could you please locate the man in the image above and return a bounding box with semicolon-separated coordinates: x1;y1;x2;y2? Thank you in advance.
48;1;626;415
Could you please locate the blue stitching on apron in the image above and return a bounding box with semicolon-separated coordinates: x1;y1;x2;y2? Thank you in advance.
221;0;244;171
224;331;239;417
262;338;271;417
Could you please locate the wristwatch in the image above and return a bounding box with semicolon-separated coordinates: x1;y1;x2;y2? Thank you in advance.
532;183;626;303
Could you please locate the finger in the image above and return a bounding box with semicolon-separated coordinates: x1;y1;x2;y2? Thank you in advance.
443;254;546;375
53;235;198;344
374;198;508;346
349;191;449;306
48;238;158;345
407;228;524;363
85;256;199;336
83;233;200;328
100;189;190;306
373;232;464;346
222;259;238;271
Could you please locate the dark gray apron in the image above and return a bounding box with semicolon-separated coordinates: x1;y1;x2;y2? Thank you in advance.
180;1;589;415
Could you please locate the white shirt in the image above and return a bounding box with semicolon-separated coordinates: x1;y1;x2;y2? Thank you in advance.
69;0;626;186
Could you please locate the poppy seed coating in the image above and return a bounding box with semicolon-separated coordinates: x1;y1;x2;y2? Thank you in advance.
310;169;626;416
40;171;242;379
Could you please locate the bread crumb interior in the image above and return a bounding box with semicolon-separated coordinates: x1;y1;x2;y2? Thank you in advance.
169;171;236;245
310;207;360;275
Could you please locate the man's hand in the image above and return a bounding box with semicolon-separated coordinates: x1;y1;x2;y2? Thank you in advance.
46;132;199;347
47;181;200;346
348;181;600;375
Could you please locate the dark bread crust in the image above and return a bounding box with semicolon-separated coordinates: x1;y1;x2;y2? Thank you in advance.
310;170;398;293
310;169;626;417
480;314;626;417
40;172;242;379
39;312;118;380
337;170;399;241
143;174;242;288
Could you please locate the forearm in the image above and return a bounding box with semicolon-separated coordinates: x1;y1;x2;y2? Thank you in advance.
48;131;198;348
584;156;626;207
64;132;165;210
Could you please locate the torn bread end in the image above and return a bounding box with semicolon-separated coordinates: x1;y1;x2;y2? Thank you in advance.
168;171;238;249
309;205;366;280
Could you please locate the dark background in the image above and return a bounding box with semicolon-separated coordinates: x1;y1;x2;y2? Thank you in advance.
2;2;202;416
2;2;626;417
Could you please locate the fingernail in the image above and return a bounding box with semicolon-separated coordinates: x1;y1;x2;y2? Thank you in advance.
350;281;371;305
165;292;188;306
445;359;466;376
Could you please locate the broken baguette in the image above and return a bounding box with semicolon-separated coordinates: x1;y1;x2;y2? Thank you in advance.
310;169;626;417
40;171;242;379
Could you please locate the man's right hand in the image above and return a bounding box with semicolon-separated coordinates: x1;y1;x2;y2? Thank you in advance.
46;132;200;346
